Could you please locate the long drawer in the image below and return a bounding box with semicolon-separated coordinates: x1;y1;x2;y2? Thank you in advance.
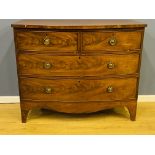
20;77;137;101
17;54;139;76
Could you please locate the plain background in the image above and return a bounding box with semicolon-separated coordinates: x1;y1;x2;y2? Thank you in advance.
0;19;155;95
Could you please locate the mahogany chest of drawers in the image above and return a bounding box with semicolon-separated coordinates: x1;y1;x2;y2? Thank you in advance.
12;20;147;123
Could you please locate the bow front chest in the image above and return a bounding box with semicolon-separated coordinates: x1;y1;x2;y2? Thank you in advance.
12;20;147;123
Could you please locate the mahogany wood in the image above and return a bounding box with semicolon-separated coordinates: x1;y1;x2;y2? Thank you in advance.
12;20;146;123
15;31;78;51
19;77;137;101
17;54;139;77
20;100;136;115
82;31;142;51
11;19;147;29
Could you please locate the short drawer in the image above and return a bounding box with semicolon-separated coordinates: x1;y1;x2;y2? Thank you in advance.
20;78;137;101
15;31;78;52
17;54;139;76
82;31;142;52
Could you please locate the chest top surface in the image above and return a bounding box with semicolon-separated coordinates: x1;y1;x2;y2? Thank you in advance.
11;19;147;29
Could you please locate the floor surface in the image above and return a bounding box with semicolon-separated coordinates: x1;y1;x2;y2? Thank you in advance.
0;103;155;134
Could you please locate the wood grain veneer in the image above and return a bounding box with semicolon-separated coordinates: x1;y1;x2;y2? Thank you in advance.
12;20;147;123
17;54;139;77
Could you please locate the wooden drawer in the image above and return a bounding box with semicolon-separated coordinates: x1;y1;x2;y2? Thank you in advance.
15;31;78;52
20;78;137;101
82;31;142;52
17;54;139;77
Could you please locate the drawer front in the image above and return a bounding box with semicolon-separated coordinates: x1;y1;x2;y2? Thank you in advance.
20;78;137;101
17;54;139;76
15;31;78;51
82;31;142;51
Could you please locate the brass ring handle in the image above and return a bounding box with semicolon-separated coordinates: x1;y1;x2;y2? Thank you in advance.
43;38;50;45
107;86;113;93
107;62;115;69
109;38;117;46
44;87;53;94
43;62;52;69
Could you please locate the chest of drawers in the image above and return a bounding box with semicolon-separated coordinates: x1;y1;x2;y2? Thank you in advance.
12;20;147;123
